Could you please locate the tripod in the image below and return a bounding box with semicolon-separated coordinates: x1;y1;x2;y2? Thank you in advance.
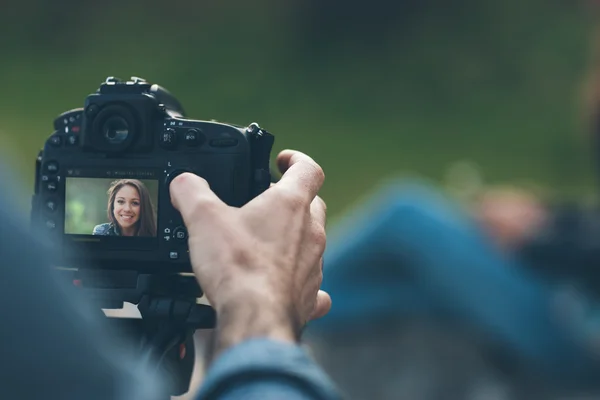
61;268;216;399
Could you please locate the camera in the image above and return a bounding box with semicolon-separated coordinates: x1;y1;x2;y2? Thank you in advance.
29;76;275;397
31;76;274;274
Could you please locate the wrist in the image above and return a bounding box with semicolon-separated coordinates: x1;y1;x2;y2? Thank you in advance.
211;287;302;359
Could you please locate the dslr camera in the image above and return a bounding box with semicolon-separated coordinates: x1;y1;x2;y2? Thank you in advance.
30;76;275;397
31;76;274;272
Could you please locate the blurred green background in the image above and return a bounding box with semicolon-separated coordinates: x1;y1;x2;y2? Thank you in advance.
1;0;599;220
64;178;159;235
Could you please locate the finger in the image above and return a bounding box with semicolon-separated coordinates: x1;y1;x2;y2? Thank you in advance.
276;150;325;203
310;196;327;229
169;173;225;223
309;290;332;321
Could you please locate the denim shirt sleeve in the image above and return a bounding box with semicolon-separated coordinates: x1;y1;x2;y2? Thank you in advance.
195;339;342;400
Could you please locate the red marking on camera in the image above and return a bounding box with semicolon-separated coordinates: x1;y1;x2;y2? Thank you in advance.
179;344;186;360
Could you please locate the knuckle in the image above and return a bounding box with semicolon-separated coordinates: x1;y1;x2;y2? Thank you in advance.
314;163;326;183
312;225;327;252
279;188;307;211
315;196;327;213
303;160;325;183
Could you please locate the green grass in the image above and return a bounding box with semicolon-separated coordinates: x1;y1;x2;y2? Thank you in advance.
0;0;597;219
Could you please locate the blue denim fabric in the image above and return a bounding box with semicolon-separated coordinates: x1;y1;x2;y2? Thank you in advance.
195;339;341;400
308;179;599;387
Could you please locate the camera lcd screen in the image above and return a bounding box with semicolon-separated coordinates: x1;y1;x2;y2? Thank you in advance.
65;177;159;237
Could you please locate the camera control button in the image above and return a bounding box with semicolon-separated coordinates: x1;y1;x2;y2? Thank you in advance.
169;251;179;260
46;219;57;230
173;226;187;241
49;135;62;147
45;199;58;213
45;180;58;192
184;129;204;147
209;138;238;148
160;128;177;149
66;134;78;146
44;161;59;174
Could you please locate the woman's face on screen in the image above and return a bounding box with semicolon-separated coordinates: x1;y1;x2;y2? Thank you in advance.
113;184;141;231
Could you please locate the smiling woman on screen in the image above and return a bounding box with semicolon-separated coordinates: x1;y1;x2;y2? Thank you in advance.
93;179;157;237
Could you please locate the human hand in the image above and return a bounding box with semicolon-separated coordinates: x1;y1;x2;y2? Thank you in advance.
169;150;331;356
475;187;548;251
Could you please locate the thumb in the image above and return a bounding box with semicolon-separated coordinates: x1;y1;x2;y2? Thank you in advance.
169;173;225;225
309;290;332;321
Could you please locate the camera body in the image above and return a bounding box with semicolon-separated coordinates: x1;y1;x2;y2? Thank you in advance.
31;76;274;274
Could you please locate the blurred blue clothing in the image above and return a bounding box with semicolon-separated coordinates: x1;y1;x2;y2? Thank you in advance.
309;179;600;388
0;166;339;400
196;339;341;400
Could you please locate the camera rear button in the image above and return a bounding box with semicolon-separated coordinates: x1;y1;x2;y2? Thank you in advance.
169;251;179;260
45;181;58;192
173;226;187;241
49;135;62;147
66;134;78;146
160;128;177;149
184;129;204;147
46;220;56;230
45;199;58;213
44;161;59;174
